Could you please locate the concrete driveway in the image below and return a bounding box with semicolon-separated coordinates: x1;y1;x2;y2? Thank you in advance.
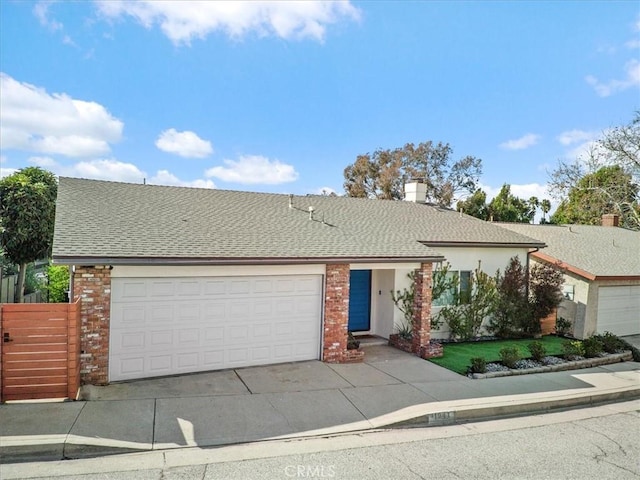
80;345;462;401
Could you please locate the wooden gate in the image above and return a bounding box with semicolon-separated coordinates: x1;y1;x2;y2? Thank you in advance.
0;300;80;402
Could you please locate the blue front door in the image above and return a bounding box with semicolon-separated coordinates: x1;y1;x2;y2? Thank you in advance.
348;270;371;331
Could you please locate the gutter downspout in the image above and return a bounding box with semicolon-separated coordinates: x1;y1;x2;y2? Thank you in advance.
526;248;540;299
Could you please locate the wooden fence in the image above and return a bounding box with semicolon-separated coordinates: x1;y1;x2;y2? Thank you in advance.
540;308;557;335
0;299;81;402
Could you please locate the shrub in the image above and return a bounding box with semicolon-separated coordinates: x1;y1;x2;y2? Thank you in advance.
555;317;572;336
500;347;521;368
619;339;640;362
528;263;564;335
489;256;530;338
528;341;546;362
438;267;498;341
45;265;70;303
562;340;585;359
582;337;604;358
469;357;487;374
593;332;624;354
347;332;360;350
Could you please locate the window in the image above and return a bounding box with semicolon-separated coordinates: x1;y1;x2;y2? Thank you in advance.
432;270;472;306
562;284;575;301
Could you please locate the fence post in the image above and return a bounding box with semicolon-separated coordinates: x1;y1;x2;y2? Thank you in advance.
67;299;81;400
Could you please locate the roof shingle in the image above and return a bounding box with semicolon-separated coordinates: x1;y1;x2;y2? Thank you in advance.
497;222;640;278
52;178;544;264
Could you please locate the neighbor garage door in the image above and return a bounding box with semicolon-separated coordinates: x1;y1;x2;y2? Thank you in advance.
597;285;640;337
110;275;323;381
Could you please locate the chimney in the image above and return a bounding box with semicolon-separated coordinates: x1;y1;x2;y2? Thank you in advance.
404;179;427;203
601;213;620;227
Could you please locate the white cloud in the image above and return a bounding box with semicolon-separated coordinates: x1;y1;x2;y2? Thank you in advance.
479;182;549;203
626;39;640;49
0;73;123;158
477;182;558;222
62;159;145;183
499;133;540;151
314;186;337;195
586;59;640;97
556;129;599;146
33;156;216;188
148;169;216;189
95;0;360;44
155;129;213;158
205;155;298;184
33;1;63;32
0;156;17;179
28;156;58;167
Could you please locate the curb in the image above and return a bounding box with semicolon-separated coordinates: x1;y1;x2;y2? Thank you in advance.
3;382;639;465
386;384;640;428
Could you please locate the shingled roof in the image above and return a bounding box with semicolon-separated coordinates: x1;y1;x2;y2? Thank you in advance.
52;178;544;265
497;222;640;279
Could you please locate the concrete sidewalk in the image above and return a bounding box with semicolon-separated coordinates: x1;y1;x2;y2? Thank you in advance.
1;345;639;464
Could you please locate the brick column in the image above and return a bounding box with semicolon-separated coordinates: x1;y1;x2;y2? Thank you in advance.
323;264;350;363
73;265;111;385
412;262;440;358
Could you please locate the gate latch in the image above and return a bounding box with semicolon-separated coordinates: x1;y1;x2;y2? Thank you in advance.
3;332;12;343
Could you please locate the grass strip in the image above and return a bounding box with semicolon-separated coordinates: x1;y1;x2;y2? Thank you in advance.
428;335;566;375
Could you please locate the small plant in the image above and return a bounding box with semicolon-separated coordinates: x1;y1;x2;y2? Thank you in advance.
528;341;546;362
582;336;604;358
347;332;360;350
593;332;624;354
395;321;413;341
555;317;572;336
469;357;487;374
499;347;521;368
562;340;585;360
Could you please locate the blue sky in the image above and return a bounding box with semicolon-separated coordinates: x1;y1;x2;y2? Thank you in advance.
1;1;638;213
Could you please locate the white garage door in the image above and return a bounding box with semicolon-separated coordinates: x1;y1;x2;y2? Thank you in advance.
110;275;323;381
597;285;640;336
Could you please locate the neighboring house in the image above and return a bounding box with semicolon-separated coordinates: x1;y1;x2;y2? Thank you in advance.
52;178;543;384
499;216;640;339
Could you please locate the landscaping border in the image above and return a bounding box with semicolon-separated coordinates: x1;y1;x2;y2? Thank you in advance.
470;351;633;379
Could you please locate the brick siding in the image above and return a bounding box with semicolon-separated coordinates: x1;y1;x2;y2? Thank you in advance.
323;263;354;363
73;265;111;385
412;263;439;359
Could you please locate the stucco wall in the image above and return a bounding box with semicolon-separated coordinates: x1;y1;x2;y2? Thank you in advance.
532;259;640;339
351;262;420;338
430;247;531;339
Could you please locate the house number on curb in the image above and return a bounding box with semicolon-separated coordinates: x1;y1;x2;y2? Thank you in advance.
427;411;455;425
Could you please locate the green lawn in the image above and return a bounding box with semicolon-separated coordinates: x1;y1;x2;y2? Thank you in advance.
428;335;566;375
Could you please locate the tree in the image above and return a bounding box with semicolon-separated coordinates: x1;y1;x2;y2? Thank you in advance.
488;256;530;338
549;113;640;229
528;262;564;335
551;165;639;227
540;199;551;223
487;184;535;223
0;167;57;302
45;265;70;303
456;189;489;220
343;141;482;207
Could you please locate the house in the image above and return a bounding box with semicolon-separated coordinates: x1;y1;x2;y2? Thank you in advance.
498;217;640;339
52;178;543;384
